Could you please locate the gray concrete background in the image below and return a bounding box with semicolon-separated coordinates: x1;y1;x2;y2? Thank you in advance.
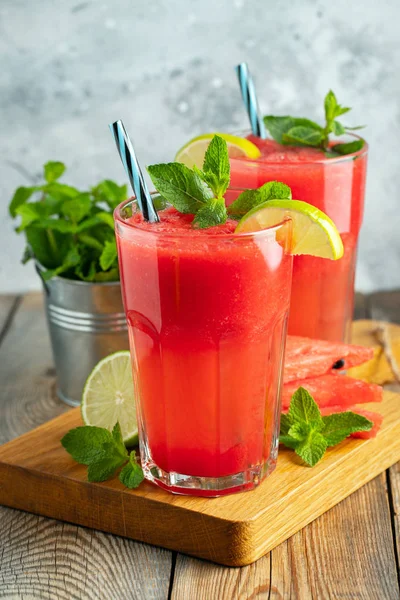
1;0;399;293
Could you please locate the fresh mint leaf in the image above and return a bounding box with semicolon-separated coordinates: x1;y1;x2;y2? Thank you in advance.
280;412;293;436
263;116;322;144
147;163;213;214
88;454;126;483
193;198;227;229
93;268;119;282
288;421;311;442
119;451;144;489
279;434;298;450
228;181;291;219
61;193;92;223
61;426;113;465
332;121;346;136
331;140;365;155
25;227;70;269
9;186;38;218
99;239;118;271
15;203;44;231
95;211;115;229
41;246;81;281
44;161;66;183
295;431;327;467
202;135;230;197
264;91;365;155
43;182;80;200
322;412;372;447
282;126;324;147
77;234;104;252
93;180;127;210
288;387;323;428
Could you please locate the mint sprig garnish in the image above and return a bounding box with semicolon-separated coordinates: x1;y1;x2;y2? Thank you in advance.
227;180;292;220
264;90;365;156
148;135;230;229
61;422;144;488
9;161;126;282
280;387;373;466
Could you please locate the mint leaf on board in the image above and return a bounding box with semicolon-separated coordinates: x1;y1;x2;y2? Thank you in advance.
228;181;292;219
295;431;328;467
279;386;374;467
193;198;228;229
287;387;323;428
61;426;114;465
321;412;372;447
99;239;118;271
147;163;213;214
119;450;144;489
88;454;126;483
201;134;230;198
263;91;365;155
44;161;66;183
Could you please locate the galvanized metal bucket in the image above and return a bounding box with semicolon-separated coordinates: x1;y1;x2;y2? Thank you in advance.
36;264;129;407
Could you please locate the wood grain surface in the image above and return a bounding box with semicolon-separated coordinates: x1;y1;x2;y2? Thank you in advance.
0;293;172;600
0;291;399;599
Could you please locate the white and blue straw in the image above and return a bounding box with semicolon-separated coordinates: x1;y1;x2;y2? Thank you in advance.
235;63;266;139
109;120;159;223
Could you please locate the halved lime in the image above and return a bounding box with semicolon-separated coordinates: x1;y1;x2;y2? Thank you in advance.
81;351;138;446
175;133;261;168
235;199;344;260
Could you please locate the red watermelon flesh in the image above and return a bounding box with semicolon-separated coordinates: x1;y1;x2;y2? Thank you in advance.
284;336;374;383
320;406;383;439
282;374;383;411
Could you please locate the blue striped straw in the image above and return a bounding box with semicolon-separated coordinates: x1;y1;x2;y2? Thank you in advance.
235;63;266;139
109;120;159;222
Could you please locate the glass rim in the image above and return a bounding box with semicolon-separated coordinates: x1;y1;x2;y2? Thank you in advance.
114;195;290;241
228;130;368;166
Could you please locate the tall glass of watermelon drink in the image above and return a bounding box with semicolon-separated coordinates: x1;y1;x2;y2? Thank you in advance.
229;135;368;343
115;196;292;496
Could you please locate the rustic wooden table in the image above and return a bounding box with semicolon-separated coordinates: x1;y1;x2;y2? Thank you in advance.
0;291;399;600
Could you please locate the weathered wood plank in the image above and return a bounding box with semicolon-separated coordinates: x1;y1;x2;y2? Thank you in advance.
270;474;399;599
369;291;400;324
354;291;368;320
171;555;271;600
0;292;173;600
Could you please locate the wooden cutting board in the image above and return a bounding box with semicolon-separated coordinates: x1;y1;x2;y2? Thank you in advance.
0;320;399;567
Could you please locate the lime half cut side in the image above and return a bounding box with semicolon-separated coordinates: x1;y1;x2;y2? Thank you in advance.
81;350;138;446
235;199;344;260
175;133;261;169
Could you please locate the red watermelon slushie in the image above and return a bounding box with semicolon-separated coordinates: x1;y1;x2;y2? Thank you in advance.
229;136;368;343
115;200;292;496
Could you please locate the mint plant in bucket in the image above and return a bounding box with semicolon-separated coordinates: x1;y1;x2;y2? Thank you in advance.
9;161;129;407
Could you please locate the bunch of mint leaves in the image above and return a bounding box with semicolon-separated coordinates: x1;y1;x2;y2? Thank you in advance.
264;90;365;156
9;161;127;282
280;387;373;466
148;135;292;229
61;422;144;489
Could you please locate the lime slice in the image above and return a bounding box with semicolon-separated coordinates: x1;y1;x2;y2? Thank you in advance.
236;199;344;260
175;133;261;168
81;351;138;446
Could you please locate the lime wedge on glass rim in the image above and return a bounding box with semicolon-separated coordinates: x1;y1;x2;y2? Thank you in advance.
81;351;138;446
235;199;344;260
175;133;261;168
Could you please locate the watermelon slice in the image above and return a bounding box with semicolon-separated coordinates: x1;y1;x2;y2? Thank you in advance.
284;336;374;383
282;374;383;411
320;406;383;439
